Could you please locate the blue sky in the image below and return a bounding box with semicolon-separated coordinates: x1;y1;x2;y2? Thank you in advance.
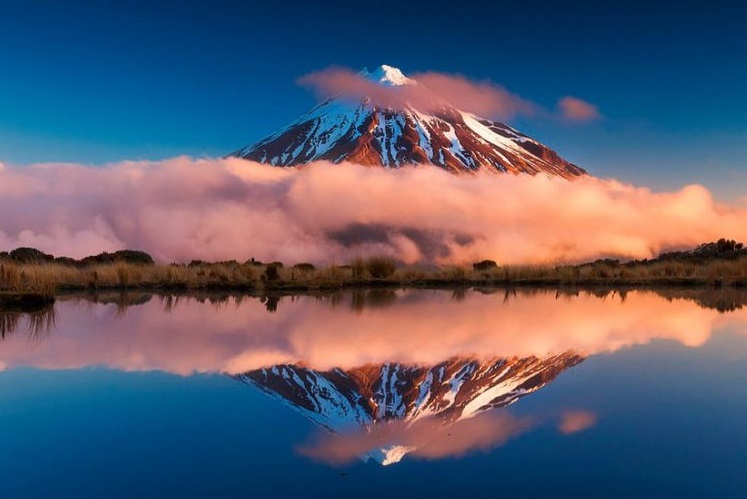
1;0;746;197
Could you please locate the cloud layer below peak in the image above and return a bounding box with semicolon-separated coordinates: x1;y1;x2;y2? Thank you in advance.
1;157;746;265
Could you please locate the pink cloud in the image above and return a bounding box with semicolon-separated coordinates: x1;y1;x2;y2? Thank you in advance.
299;67;535;120
300;66;602;123
558;410;598;434
557;96;601;122
298;67;422;110
0;158;746;265
298;412;534;465
412;72;536;120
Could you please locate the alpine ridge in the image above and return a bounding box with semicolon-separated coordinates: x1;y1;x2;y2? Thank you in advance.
230;65;586;179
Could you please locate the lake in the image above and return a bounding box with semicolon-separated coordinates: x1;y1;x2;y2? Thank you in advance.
1;287;746;498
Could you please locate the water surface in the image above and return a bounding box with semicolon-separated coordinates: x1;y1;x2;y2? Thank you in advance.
1;288;746;498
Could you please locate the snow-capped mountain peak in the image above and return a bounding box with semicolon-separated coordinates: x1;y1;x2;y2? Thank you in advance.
364;64;415;86
230;64;586;179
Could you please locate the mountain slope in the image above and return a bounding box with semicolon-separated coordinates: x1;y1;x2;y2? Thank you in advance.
230;65;586;179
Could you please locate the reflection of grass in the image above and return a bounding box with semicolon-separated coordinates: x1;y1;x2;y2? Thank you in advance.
350;289;398;313
0;291;55;309
0;310;20;339
53;285;747;318
2;255;747;296
0;305;55;341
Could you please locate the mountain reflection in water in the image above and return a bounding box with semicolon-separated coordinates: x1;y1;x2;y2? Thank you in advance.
238;353;582;464
1;286;746;465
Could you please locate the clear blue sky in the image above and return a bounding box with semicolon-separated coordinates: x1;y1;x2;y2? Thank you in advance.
1;0;746;197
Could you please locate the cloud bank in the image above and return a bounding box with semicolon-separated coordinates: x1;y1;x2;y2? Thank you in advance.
1;157;746;265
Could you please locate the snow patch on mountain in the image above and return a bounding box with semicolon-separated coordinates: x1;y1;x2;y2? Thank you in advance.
363;64;415;87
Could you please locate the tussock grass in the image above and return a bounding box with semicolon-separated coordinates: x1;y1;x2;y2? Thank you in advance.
0;261;259;294
2;254;747;297
365;256;397;279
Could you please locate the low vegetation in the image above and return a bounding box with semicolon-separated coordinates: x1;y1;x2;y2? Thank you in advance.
2;239;747;298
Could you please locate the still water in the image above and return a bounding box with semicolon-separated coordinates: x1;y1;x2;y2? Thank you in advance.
1;288;746;498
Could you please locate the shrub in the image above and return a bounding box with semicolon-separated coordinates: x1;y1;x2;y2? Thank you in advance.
79;252;112;266
264;264;280;281
54;257;79;267
591;264;611;279
694;239;745;259
112;250;154;265
591;258;620;267
9;247;54;264
80;250;154;266
365;256;396;279
472;260;498;272
292;263;316;272
214;259;240;266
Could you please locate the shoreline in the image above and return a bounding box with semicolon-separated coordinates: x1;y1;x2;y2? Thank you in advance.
2;259;747;301
2;276;746;306
4;272;747;296
3;240;747;305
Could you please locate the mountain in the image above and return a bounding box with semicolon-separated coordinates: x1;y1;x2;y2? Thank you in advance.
236;352;583;464
230;65;586;179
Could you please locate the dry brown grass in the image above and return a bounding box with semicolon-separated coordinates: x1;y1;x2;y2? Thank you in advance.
351;258;366;279
365;256;397;279
0;263;22;289
0;261;261;293
1;254;747;296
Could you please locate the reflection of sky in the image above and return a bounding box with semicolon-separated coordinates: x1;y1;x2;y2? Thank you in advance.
1;331;746;497
2;289;747;374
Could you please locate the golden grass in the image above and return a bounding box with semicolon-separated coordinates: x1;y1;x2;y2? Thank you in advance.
1;254;747;296
0;262;258;294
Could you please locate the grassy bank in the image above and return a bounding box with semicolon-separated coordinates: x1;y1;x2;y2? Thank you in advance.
3;252;747;298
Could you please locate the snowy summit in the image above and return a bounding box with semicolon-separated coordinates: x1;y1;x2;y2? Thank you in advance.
230;65;586;179
363;64;416;86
